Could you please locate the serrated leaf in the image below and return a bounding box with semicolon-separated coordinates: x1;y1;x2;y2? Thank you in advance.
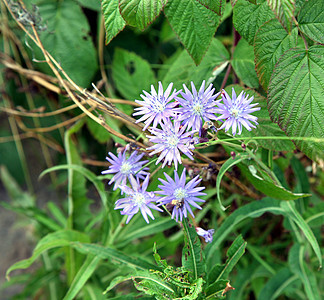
258;268;299;300
162;38;230;90
216;154;250;211
119;0;165;30
208;235;246;283
254;18;298;91
33;0;98;87
267;46;324;162
6;230;90;279
233;0;274;45
281;201;322;268
72;242;159;271
102;0;126;44
206;198;286;265
112;48;156;99
224;85;295;151
197;0;224;15
266;0;295;33
182;218;205;280
231;38;259;88
164;0;221;65
298;0;324;44
288;244;321;300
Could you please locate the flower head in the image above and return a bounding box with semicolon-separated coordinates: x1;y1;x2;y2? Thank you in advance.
133;82;180;131
175;81;220;131
196;227;214;243
157;169;206;222
101;150;149;191
115;175;162;224
146;118;196;170
216;88;260;135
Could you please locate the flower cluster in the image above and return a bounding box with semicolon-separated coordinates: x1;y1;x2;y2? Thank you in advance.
102;81;260;227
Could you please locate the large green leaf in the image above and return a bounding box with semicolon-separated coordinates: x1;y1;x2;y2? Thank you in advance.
30;0;98;87
267;46;324;162
288;244;320;300
232;38;259;88
224;85;295;151
119;0;166;30
182;218;205;279
164;0;221;65
254;18;298;91
298;0;324;44
197;0;224;15
233;0;274;45
112;48;156;99
102;0;126;44
266;0;295;33
6;230;90;279
162;38;230;89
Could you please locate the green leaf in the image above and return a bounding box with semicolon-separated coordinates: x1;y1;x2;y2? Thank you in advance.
281;201;322;268
63;255;101;300
305;202;324;228
266;0;295;33
162;38;230;90
233;0;274;45
224;85;295;151
182;218;205;280
206;198;286;264
298;0;324;44
208;235;247;283
102;0;126;44
254;18;298;91
216;154;250;211
33;0;98;87
231;38;259;88
288;244;321;300
267;46;324;162
104;275;133;294
164;0;221;65
239;162;311;200
197;0;224;15
119;0;166;30
258;268;299;300
112;48;156;99
72;242;159;271
6;230;90;279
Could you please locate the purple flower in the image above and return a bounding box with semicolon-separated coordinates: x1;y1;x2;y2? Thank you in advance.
146;118;196;170
216;88;260;136
196;227;214;243
157;169;206;222
175;81;221;131
115;175;163;224
101;150;149;191
133;82;180;131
